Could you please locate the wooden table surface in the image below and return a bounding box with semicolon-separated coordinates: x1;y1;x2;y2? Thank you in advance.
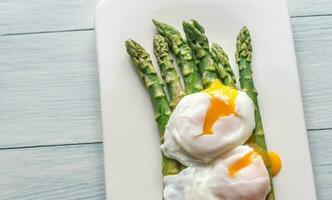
0;0;331;199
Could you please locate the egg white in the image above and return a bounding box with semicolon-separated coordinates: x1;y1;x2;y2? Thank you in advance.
163;146;270;200
161;91;255;166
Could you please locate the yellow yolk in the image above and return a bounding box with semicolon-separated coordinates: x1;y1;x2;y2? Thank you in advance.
202;80;238;135
227;150;282;178
249;144;282;177
268;151;282;176
199;80;282;177
228;151;259;177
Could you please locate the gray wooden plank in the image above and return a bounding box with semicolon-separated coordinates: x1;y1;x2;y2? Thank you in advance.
1;15;332;147
292;16;332;130
0;144;105;200
0;0;332;35
314;164;332;200
0;0;99;35
308;129;332;200
0;129;329;200
0;31;102;148
288;0;332;17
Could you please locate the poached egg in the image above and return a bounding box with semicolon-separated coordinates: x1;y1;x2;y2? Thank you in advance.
163;145;271;200
161;80;280;200
161;80;256;165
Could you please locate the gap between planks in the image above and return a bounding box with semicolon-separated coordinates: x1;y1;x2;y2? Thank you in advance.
1;28;94;37
291;13;332;18
1;15;332;148
0;128;330;151
0;142;102;151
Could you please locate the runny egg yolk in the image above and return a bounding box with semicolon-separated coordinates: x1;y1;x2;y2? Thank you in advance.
228;150;282;178
200;80;282;177
202;80;238;135
250;145;282;176
228;150;259;177
268;151;282;177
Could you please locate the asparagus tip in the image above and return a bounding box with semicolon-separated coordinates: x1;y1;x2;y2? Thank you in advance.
125;39;136;50
237;26;250;40
153;33;163;40
152;19;161;27
182;19;206;41
236;26;252;62
183;19;196;26
181;20;192;32
125;39;134;46
211;43;223;53
125;39;149;61
211;43;218;50
241;26;249;33
125;39;135;54
152;19;165;35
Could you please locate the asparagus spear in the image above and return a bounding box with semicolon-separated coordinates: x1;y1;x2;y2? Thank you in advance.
211;43;236;87
182;20;220;88
125;39;181;175
153;20;203;94
153;34;185;109
235;26;275;200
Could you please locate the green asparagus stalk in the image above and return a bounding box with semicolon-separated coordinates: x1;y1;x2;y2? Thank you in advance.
235;26;268;150
235;26;275;200
125;39;181;175
153;20;203;94
153;34;185;109
211;43;236;87
182;20;219;87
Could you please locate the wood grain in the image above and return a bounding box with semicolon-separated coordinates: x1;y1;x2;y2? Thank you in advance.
292;16;332;130
0;31;102;148
288;0;332;17
0;0;331;35
0;0;99;35
0;0;331;199
1;16;332;148
0;129;330;200
0;144;106;200
308;129;332;200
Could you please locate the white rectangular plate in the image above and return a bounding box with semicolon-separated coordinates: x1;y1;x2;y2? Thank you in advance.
95;0;317;199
